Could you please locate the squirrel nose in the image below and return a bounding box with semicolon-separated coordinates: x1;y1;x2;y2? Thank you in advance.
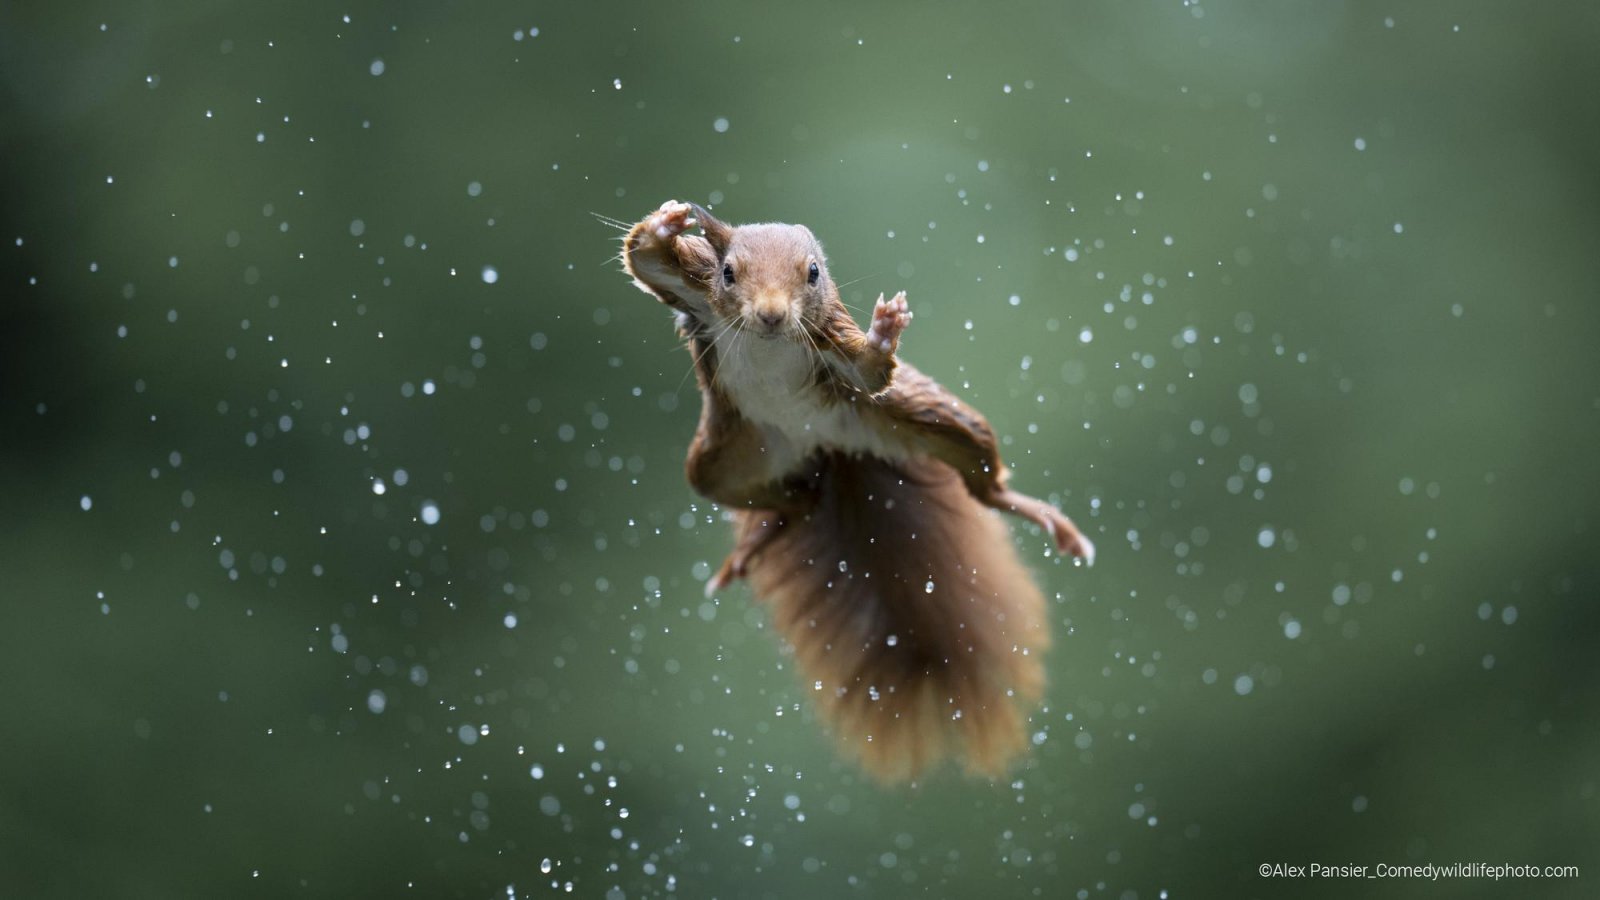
755;308;785;329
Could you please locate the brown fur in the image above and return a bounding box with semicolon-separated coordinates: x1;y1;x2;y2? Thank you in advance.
737;452;1049;781
618;201;1093;781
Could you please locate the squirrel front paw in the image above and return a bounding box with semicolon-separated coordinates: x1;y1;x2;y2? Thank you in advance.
641;200;697;244
867;291;912;353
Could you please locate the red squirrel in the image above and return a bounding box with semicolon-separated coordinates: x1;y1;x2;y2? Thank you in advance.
620;200;1095;781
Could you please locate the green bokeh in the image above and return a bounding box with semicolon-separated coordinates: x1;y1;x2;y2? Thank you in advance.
3;2;1597;898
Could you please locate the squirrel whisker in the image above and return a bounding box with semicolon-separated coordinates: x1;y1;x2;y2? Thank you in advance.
589;211;632;232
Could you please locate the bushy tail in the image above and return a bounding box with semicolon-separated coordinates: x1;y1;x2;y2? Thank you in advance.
738;452;1050;781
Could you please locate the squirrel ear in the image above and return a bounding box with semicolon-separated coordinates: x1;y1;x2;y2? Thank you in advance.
688;203;732;255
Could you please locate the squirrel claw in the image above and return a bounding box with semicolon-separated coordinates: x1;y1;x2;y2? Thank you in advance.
1040;512;1095;567
1064;533;1096;567
646;200;695;242
995;488;1095;568
706;513;788;596
1050;517;1096;567
868;290;912;353
705;553;746;598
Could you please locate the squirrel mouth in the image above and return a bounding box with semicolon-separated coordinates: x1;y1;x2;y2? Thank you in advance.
747;321;789;340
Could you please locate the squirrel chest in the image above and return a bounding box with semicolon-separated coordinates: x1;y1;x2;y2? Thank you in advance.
713;329;908;467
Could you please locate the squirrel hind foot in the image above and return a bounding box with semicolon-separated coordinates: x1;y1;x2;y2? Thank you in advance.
704;560;737;599
988;488;1096;565
1073;533;1097;567
706;511;789;597
1043;512;1096;566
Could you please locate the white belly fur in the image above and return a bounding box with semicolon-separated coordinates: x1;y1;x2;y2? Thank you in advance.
715;330;909;473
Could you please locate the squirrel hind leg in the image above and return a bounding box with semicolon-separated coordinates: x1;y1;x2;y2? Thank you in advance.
705;511;788;598
986;488;1095;565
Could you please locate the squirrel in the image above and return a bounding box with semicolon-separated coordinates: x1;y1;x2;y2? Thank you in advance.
619;200;1095;781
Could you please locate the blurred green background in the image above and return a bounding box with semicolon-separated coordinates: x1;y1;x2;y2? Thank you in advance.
3;2;1597;898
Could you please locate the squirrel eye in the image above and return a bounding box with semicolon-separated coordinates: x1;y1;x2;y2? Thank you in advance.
807;262;820;285
722;263;735;285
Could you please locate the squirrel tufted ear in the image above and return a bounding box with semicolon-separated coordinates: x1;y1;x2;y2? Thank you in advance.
688;202;733;255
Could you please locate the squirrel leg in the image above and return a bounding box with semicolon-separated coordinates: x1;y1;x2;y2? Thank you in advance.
965;460;1094;565
689;407;815;595
982;486;1096;566
687;396;816;592
687;391;819;514
890;377;1096;565
813;291;912;394
705;510;787;597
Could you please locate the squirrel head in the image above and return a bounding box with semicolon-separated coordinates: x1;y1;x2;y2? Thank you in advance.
690;204;837;339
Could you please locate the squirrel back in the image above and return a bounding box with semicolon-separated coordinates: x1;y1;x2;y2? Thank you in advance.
736;451;1049;781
